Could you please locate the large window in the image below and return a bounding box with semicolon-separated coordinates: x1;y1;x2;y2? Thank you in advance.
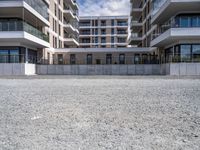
175;14;200;28
0;50;9;63
192;45;200;62
57;54;63;64
180;17;190;27
165;44;200;63
0;48;25;63
180;45;192;62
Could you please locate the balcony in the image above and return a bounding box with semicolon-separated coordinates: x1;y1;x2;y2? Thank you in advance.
151;17;200;47
0;20;49;48
128;33;143;45
151;0;200;24
63;20;79;33
65;0;79;10
0;0;49;26
117;31;127;35
64;33;79;46
63;5;79;21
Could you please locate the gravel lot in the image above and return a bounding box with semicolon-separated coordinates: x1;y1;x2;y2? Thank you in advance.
0;76;200;150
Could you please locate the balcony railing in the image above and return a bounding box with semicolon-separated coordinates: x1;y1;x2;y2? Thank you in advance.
117;31;127;34
117;23;128;26
64;5;78;16
130;33;142;39
64;34;79;42
152;16;200;40
63;20;79;29
79;23;91;27
0;0;49;20
0;20;49;42
80;32;90;35
152;0;168;17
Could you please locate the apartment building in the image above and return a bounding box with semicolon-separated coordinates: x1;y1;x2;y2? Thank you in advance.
0;0;79;64
129;0;200;63
79;16;128;48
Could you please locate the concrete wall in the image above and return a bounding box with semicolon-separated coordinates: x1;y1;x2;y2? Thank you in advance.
1;63;199;76
0;63;36;75
167;63;200;76
36;64;164;75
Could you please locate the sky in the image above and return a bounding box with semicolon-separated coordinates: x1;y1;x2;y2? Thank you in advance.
77;0;130;16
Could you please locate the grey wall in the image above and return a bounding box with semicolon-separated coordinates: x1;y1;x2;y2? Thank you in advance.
168;63;200;76
1;63;199;76
36;64;164;75
0;64;36;75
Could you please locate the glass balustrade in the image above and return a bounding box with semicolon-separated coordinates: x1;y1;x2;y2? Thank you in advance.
0;20;49;42
0;0;49;20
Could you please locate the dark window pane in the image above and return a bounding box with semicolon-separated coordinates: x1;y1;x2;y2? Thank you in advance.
192;45;200;62
119;54;125;64
180;17;189;27
87;54;92;64
180;45;191;62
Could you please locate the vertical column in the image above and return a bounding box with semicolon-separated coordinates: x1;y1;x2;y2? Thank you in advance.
25;48;28;64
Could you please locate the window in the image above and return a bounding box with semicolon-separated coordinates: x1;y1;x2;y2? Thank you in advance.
9;20;15;31
106;54;112;64
142;54;149;64
119;54;125;64
111;20;115;26
59;24;61;35
192;45;200;62
180;45;191;62
87;54;92;64
111;28;114;35
134;54;141;64
95;37;98;43
180;17;189;27
70;54;76;64
101;37;106;43
57;54;63;64
101;29;106;35
95;29;98;35
2;21;8;31
0;50;9;63
111;37;114;43
192;16;198;27
54;3;57;16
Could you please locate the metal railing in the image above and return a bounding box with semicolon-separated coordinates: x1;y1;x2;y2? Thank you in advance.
0;20;49;42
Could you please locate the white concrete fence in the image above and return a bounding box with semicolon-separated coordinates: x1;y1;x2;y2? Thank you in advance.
0;63;200;76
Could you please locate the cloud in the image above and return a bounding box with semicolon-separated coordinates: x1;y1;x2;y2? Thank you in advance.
78;0;130;16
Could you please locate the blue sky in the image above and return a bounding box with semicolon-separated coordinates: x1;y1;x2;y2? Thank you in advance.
77;0;130;16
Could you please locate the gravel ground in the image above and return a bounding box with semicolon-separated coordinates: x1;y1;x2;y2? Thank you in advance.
0;76;200;150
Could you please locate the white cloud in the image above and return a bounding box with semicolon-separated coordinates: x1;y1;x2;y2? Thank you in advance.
79;0;130;16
